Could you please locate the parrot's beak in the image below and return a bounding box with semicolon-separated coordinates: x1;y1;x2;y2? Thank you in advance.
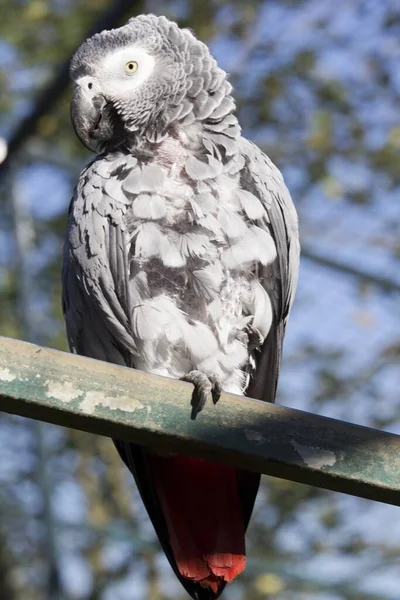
70;87;111;152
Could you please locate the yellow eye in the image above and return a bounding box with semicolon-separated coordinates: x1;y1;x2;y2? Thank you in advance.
125;60;138;74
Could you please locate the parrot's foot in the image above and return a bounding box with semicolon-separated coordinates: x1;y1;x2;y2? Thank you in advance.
181;371;222;420
242;324;264;350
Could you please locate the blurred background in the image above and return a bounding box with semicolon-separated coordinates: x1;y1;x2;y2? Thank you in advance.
0;1;399;599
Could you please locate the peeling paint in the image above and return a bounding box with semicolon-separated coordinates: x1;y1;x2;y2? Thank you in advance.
245;428;266;444
80;390;144;415
46;380;81;403
0;368;16;382
291;439;336;469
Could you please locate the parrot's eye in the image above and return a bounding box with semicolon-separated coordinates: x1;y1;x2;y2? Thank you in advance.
125;61;138;74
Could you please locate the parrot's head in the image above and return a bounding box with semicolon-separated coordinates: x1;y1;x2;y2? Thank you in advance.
70;14;233;152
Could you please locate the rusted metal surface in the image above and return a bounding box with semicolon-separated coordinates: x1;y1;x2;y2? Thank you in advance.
0;335;399;505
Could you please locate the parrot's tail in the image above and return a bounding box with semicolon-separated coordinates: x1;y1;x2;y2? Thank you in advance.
147;454;246;593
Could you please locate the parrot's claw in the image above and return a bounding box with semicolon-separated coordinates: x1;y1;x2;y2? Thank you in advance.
241;324;264;350
209;374;222;405
181;370;222;419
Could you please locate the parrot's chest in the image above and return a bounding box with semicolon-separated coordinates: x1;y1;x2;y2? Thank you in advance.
129;155;250;318
124;149;254;392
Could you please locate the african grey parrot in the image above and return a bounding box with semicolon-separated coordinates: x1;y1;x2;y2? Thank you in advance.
62;13;299;600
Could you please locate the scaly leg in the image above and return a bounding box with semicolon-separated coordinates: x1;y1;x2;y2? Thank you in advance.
181;370;222;419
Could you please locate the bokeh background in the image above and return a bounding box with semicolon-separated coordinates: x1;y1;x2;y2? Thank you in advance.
0;1;399;599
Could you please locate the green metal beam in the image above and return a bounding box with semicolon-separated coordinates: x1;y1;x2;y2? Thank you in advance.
0;336;399;506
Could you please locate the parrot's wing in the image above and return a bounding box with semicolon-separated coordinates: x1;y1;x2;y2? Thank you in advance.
62;156;138;367
239;138;300;403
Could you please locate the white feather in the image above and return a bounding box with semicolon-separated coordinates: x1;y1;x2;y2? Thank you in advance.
179;232;210;258
185;155;222;180
122;167;143;195
217;342;248;371
192;263;223;299
195;192;217;213
207;297;223;321
217;206;249;240
132;193;166;220
104;177;131;204
197;213;224;238
133;295;186;340
189;198;204;218
160;235;186;268
139;164;166;192
250;226;277;265
236;189;265;220
182;321;219;361
134;222;163;259
221;226;276;268
252;281;273;338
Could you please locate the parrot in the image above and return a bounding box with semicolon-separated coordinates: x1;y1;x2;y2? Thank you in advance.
62;14;300;600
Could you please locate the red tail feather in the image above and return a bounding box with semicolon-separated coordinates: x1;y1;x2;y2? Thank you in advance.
148;454;246;592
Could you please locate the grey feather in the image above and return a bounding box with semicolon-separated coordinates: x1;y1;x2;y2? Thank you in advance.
239;138;300;402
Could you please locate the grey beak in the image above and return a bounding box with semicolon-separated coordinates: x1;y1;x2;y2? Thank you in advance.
70;87;107;152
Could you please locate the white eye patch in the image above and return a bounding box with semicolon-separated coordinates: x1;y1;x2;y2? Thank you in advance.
99;46;156;95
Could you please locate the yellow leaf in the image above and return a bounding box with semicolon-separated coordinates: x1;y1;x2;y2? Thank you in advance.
307;110;333;152
254;573;285;596
24;0;49;21
389;126;400;148
321;175;343;199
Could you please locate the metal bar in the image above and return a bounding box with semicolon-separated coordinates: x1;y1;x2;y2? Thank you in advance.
0;336;399;506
